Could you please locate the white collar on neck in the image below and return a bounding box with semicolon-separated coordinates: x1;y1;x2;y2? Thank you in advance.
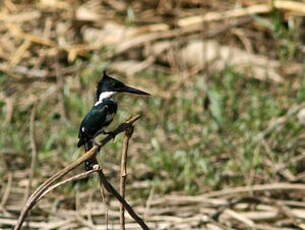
95;91;116;106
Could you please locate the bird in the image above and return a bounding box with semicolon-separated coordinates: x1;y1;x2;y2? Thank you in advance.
78;72;150;171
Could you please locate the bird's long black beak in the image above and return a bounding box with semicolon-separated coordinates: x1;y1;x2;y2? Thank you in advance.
122;85;150;96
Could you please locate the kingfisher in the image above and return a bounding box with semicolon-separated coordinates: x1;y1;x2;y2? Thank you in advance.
78;72;150;170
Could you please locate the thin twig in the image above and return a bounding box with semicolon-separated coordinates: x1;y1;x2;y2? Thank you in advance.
112;18;251;57
3;96;14;128
14;147;99;230
75;190;99;229
14;114;142;230
120;126;134;230
255;102;305;141
144;187;154;220
177;4;270;27
55;57;67;122
38;168;101;202
98;179;109;230
97;169;149;230
203;183;305;198
24;102;38;202
86;191;95;226
224;209;255;228
1;173;13;207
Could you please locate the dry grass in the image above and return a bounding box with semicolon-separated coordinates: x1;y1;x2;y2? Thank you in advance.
1;0;305;229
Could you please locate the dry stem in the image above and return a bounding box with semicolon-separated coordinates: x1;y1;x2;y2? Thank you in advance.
97;170;149;230
120;126;134;230
24;102;38;202
14;115;147;230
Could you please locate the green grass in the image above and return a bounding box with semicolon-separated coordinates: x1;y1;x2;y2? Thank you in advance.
1;8;305;196
1;61;304;196
1;64;304;194
132;67;305;194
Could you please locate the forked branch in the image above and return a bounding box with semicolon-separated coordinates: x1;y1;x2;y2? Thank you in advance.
14;114;149;230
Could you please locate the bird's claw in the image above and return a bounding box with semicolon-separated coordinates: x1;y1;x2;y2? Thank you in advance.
85;162;99;171
92;164;100;170
85;157;98;171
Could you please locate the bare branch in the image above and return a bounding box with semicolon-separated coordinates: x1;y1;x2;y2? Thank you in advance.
97;169;149;230
14;114;144;230
120;126;134;230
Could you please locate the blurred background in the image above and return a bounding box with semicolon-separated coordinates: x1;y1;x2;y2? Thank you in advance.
1;0;305;229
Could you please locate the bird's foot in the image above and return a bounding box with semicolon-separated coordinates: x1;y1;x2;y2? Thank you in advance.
85;158;98;171
92;164;100;170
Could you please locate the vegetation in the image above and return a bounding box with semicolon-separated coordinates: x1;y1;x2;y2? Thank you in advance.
1;0;305;229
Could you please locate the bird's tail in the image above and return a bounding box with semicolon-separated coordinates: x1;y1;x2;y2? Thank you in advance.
84;140;98;171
